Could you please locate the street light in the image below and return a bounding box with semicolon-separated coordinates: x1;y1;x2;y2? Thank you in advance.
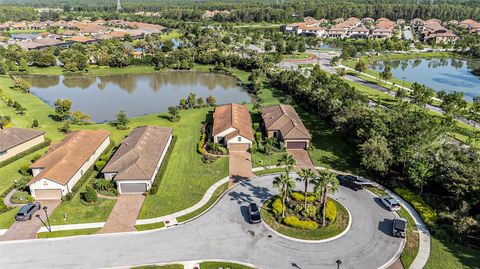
43;206;51;232
336;259;342;269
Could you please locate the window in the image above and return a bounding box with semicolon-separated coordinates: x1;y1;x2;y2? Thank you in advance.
238;137;241;142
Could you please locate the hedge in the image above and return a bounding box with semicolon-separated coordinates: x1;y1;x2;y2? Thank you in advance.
394;187;437;226
272;198;283;216
197;133;207;156
150;135;176;195
291;192;315;203
325;200;337;223
0;138;51;168
283;215;319;230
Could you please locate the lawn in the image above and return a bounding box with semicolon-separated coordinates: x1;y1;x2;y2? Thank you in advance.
425;237;480;269
200;262;253;269
159;30;183;41
0;207;20;229
261;197;349;240
397;207;419;268
135;221;165;231
132;264;184;269
283;52;314;61
253;168;285;176
176;182;229;223
37;228;100;238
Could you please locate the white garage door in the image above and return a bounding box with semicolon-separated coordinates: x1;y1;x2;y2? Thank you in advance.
119;183;147;194
34;189;62;200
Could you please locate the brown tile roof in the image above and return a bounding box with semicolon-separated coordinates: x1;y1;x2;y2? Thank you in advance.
213;103;254;141
29;130;110;186
261;104;311;140
102;126;172;181
0;128;45;152
69;36;95;43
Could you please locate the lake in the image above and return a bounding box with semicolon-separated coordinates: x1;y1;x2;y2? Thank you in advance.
24;71;251;122
370;58;480;101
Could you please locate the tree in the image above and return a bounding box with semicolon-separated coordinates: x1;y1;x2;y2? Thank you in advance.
115;110;129;130
314;172;339;226
410;83;434;109
359;135;393;174
298;168;315;209
395;88;408;102
337;68;346;77
275;40;286;54
83;185;97;204
168;106;178;121
31;119;39;128
355;59;366;73
408;156;433;195
277;153;296;173
206;95;216;106
272;172;296;218
264;40;273;52
179;98;188;109
0;61;7;75
187;93;197;108
71;110;91;125
439;91;467;119
54;98;72;122
18;58;29;73
380;65;392;82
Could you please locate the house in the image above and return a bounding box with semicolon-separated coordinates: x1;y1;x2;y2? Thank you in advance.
349;27;370;38
328;27;348;38
261;104;311;149
28;130;110;200
425;30;458;43
372;28;393;38
212;103;254;148
69;35;95;44
102;126;172;194
298;25;325;37
0;128;45;162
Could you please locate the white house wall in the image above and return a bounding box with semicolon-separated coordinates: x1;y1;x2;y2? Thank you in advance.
30;178;67;198
226;135;252;147
0;135;45;162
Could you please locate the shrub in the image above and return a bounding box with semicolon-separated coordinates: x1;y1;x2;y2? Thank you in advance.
18;164;31;176
82;185;97;204
64;193;73;201
14;176;31;191
149;184;158;195
394;188;437;225
197;133;207;156
291;192;315;202
94;161;106;171
303;204;318;219
272;198;283;216
283;216;319;230
325;200;337;223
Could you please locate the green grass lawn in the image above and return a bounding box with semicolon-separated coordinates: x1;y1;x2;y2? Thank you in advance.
37;228;100;238
283;52;313;61
253;168;285;176
135;221;165;231
0;207;20;229
176;182;229;223
159;30;183;41
425;237;480;269
397;208;420;268
200;262;253;269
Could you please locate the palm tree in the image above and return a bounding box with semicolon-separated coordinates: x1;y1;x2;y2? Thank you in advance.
263;138;275;167
313;172;340;227
298;168;315;209
272;173;296;218
277;153;296;173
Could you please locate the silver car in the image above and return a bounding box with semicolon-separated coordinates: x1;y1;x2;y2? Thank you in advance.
380;196;401;211
15;202;41;221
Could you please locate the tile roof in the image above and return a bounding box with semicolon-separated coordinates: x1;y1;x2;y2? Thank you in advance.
0;128;45;152
29;130;110;186
261;104;311;140
102;126;172;181
213;103;254;141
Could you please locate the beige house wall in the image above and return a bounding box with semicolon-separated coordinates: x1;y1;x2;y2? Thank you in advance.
0;135;45;162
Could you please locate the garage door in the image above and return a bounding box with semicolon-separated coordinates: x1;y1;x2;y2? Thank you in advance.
286;141;307;149
119;183;147;194
34;189;62;200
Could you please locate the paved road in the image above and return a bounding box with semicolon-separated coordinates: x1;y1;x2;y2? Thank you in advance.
0;175;402;269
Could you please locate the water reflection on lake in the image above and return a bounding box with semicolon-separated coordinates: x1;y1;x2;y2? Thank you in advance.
370;58;480;101
24;71;251;122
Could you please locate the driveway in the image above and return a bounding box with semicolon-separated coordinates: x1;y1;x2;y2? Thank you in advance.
0;200;60;241
0;174;402;269
99;194;145;234
287;149;317;172
229;144;255;185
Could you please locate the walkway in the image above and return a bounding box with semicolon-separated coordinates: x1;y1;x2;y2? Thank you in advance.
3;188;23;208
228;144;255;186
0;175;403;269
0;200;60;241
99;195;145;234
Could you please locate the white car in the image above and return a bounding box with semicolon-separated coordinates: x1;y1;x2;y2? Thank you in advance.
380;196;401;211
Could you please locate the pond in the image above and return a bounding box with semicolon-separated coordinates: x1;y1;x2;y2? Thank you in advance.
24;71;251;122
370;58;480;101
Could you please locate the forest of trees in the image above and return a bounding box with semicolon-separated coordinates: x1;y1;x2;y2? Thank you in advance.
1;0;479;22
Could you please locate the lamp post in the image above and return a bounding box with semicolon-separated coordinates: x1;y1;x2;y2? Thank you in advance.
43;206;51;232
336;259;342;269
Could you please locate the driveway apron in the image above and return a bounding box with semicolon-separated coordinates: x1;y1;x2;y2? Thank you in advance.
99;194;145;233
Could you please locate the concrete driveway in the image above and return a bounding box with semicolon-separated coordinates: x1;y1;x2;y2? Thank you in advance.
99;194;145;234
287;149;316;172
0;174;402;269
229;144;255;185
0;200;60;241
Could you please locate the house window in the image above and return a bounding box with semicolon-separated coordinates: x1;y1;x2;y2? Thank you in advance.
238;137;241;142
0;151;6;156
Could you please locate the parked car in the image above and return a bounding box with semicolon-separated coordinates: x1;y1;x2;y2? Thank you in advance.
248;203;261;224
392;217;407;238
380;196;401;211
336;175;370;191
15;202;41;221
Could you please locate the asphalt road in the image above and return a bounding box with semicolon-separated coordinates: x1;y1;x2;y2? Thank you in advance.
0;175;402;269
